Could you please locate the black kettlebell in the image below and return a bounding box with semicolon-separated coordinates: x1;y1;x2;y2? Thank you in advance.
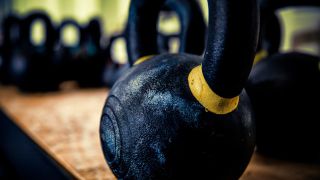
76;18;105;87
54;19;84;83
100;0;259;179
103;0;207;87
12;12;58;91
0;14;22;84
246;0;320;162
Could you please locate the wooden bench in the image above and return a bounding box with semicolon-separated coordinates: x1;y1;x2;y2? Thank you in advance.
0;86;319;179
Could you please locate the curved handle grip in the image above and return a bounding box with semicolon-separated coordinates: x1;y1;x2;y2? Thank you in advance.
257;10;281;55
84;18;102;46
57;19;83;47
126;0;259;98
22;12;55;50
202;0;259;98
126;0;206;65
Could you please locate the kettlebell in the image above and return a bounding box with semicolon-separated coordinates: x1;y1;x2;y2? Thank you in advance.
103;0;207;87
0;14;22;84
12;12;58;91
100;0;258;179
54;19;84;83
76;18;105;87
246;0;320;162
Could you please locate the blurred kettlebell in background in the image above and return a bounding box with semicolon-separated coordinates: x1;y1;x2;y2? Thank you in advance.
102;0;207;87
246;0;320;162
54;19;84;83
0;38;3;84
103;33;130;87
13;11;58;91
76;18;105;87
0;14;22;84
254;2;281;63
157;0;206;55
100;0;258;179
158;33;180;53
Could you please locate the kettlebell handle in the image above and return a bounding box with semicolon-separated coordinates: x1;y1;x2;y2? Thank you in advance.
126;0;206;65
57;19;83;46
127;0;259;98
22;12;55;50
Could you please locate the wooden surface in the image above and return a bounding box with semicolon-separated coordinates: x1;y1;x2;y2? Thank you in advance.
0;86;319;180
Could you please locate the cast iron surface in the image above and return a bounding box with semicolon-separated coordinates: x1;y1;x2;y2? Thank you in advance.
247;0;320;162
100;0;258;179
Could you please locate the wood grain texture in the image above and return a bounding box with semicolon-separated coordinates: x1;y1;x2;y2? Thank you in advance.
0;86;319;179
0;86;115;180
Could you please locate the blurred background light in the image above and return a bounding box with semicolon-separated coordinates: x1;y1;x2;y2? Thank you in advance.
61;25;80;47
0;0;319;58
30;20;46;46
